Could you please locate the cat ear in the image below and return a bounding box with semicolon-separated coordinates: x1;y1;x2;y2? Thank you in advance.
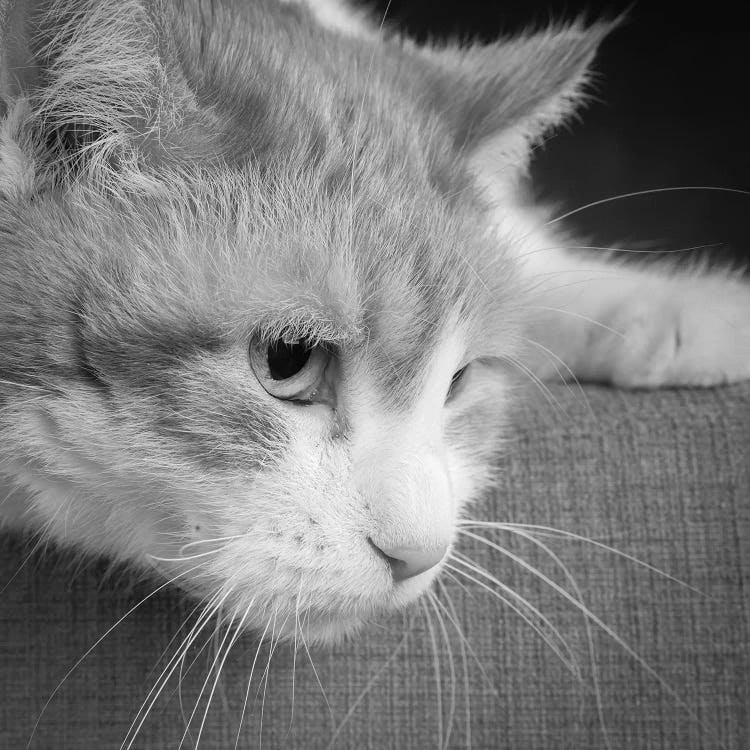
0;0;43;197
421;21;613;174
0;0;200;197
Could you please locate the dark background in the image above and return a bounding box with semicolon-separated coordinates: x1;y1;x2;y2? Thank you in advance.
366;0;750;267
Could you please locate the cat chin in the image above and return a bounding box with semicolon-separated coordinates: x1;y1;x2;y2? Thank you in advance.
269;584;430;646
203;565;442;647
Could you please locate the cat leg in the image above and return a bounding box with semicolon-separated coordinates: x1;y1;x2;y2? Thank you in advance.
519;246;750;387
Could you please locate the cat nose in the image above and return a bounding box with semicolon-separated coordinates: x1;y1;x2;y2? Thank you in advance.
369;538;448;582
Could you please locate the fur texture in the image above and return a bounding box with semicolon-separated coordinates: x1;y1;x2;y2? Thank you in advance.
0;0;748;646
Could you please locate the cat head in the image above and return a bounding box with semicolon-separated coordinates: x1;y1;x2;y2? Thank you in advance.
0;0;606;642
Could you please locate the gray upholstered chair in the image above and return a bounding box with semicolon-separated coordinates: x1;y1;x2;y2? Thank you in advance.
2;383;748;749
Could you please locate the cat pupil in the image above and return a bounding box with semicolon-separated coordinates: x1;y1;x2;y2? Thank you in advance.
267;340;312;381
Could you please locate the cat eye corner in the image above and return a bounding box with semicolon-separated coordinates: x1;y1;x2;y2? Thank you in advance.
249;337;330;402
446;364;469;402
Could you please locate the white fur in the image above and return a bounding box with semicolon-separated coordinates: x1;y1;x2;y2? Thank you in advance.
279;0;375;37
469;145;750;387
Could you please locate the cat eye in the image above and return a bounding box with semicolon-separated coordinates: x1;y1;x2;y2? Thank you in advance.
446;364;468;401
249;338;330;401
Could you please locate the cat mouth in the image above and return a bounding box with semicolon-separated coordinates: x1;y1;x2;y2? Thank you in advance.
279;562;447;644
147;533;448;645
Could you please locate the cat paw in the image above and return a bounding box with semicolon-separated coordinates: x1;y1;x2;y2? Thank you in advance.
602;280;750;388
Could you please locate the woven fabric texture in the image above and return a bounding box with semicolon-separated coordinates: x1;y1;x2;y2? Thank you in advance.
1;383;748;749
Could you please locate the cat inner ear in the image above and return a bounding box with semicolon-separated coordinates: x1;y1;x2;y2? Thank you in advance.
422;21;615;176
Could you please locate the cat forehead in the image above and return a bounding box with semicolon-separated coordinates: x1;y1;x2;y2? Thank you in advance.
67;170;515;411
158;1;465;194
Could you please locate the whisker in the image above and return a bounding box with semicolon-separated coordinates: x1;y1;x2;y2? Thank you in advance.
456;529;713;733
0;532;50;596
177;607;238;750
288;586;303;735
176;598;230;740
421;597;444;750
546;186;750;227
0;377;44;390
517;241;725;261
258;608;286;749
324;626;412;750
459;521;702;594
145;591;213;684
482;525;612;750
435;580;472;750
517;335;593;415
233;616;273;750
520;305;626;338
502;353;569;418
193;604;253;750
446;557;580;676
148;548;226;563
427;591;456;750
437;573;501;700
298;606;336;726
122;589;229;750
27;563;206;750
179;535;245;551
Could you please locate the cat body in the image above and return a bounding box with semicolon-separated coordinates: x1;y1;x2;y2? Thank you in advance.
0;0;748;649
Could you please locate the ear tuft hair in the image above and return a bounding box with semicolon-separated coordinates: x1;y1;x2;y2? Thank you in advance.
0;99;35;197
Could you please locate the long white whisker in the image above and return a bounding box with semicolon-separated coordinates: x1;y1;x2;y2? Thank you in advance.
27;563;206;750
288;586;303;735
298;608;335;727
122;589;229;750
502;353;569;417
435;580;472;750
179;535;245;551
193;604;253;750
233;616;272;750
177;607;238;750
146;591;213;684
0;532;50;596
521;305;626;338
437;573;501;700
459;521;702;595
427;591;456;750
517;335;593;414
258;608;286;749
481;525;612;750
546;186;750;227
517;241;724;261
421;597;444;750
148;548;226;563
324;626;412;750
448;555;580;675
456;530;711;730
447;560;576;674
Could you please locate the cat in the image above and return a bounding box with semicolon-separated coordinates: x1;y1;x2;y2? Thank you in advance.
0;0;748;663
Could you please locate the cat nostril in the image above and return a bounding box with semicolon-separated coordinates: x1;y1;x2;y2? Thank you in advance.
368;538;448;582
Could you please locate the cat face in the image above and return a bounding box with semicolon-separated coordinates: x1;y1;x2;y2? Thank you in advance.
5;176;516;643
0;0;604;642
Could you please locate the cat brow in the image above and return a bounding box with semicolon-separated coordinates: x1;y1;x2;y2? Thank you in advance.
255;308;365;348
